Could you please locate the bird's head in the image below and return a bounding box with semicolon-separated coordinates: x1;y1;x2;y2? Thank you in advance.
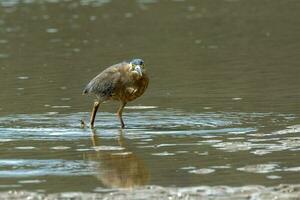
129;58;145;77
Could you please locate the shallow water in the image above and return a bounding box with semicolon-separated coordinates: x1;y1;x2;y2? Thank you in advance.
0;110;299;194
0;0;300;198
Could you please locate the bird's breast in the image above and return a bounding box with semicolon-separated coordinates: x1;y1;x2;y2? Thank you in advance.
114;75;149;102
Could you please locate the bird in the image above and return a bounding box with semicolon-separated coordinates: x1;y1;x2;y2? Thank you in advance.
83;58;149;129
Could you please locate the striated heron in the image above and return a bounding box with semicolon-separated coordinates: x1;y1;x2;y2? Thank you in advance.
83;58;149;128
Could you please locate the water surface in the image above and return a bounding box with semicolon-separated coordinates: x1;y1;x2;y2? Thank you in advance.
0;0;300;198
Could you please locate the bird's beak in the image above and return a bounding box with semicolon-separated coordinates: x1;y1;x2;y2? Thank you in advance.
135;65;143;76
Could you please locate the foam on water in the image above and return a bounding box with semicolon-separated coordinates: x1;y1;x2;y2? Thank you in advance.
189;168;215;175
237;163;280;174
152;152;175;156
2;184;300;199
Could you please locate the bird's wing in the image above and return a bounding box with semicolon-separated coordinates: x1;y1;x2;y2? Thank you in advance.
83;63;126;97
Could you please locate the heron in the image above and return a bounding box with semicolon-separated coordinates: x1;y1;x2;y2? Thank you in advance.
83;58;149;129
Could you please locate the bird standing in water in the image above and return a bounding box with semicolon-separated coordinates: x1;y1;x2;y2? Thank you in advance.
83;58;149;129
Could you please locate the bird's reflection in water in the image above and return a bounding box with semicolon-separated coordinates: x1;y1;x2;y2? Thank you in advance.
85;129;149;188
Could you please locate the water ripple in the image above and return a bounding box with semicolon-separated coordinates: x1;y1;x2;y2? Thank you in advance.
0;159;95;177
0;111;295;141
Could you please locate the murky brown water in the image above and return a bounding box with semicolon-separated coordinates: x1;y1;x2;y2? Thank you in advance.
0;0;300;199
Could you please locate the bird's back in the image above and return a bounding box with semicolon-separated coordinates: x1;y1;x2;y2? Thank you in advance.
83;62;124;97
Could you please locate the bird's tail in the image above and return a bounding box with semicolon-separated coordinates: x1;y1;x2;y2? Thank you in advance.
82;81;93;95
82;88;88;95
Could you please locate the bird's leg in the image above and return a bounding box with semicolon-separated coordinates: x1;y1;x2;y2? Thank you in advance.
90;101;100;129
91;128;99;146
117;102;127;129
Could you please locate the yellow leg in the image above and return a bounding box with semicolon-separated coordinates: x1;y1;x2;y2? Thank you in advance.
90;101;100;128
117;102;126;129
91;128;98;146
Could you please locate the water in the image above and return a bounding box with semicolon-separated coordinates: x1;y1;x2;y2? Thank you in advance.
0;0;300;199
0;111;299;196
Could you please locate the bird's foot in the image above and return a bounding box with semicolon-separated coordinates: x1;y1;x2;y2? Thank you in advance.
80;119;86;128
120;123;125;129
90;123;95;129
